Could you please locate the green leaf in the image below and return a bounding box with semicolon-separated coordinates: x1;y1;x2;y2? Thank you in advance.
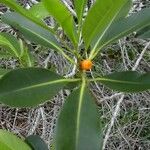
2;12;75;64
0;68;10;79
0;33;20;57
74;0;88;25
64;81;79;90
89;0;132;56
136;26;150;39
138;30;150;39
0;0;52;32
2;12;60;51
82;0;127;49
28;2;49;19
18;41;35;67
114;0;132;21
55;80;101;150
0;129;32;150
95;7;150;55
25;135;49;150
0;68;79;107
96;71;150;92
0;34;34;67
43;0;78;46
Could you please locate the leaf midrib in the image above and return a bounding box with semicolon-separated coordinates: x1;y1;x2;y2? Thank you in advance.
95;78;149;85
89;0;127;58
93;20;150;58
19;24;58;48
18;25;75;64
86;3;113;47
0;39;19;57
97;9;150;51
0;78;80;95
93;3;125;49
84;0;112;45
75;78;86;149
3;0;54;33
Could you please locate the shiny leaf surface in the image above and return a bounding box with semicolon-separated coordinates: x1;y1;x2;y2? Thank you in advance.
55;81;102;150
0;68;74;107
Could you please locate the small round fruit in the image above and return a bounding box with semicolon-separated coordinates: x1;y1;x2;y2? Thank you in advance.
80;59;93;70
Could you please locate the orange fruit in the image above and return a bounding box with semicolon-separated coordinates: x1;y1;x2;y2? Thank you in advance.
79;59;93;71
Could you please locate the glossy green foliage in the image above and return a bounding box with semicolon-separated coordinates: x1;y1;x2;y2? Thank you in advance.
82;0;127;49
2;12;60;51
0;68;10;79
43;0;78;46
0;33;33;67
18;41;34;67
74;0;88;25
0;68;68;107
0;129;32;150
136;26;150;39
90;0;132;52
28;2;49;19
0;0;50;31
114;0;132;21
55;82;101;150
0;0;150;150
0;33;21;57
25;135;49;150
138;30;150;39
98;71;150;92
97;7;150;50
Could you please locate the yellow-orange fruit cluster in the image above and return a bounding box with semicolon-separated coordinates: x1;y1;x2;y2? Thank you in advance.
79;59;93;71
